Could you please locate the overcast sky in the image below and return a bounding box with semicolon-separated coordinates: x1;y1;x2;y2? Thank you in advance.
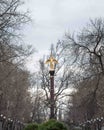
22;0;104;71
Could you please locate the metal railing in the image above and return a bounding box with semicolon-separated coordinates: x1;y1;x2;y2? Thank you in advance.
0;114;25;130
79;117;104;130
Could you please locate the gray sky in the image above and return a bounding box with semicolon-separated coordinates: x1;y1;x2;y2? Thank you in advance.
22;0;104;71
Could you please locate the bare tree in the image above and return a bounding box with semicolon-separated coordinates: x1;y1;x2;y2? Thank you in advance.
37;43;73;119
63;18;104;123
0;0;34;122
0;0;33;64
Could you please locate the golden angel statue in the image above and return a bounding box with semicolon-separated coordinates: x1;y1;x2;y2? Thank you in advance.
45;55;58;70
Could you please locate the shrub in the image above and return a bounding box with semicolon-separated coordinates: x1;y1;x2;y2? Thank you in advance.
24;123;38;130
24;119;67;130
39;119;67;130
